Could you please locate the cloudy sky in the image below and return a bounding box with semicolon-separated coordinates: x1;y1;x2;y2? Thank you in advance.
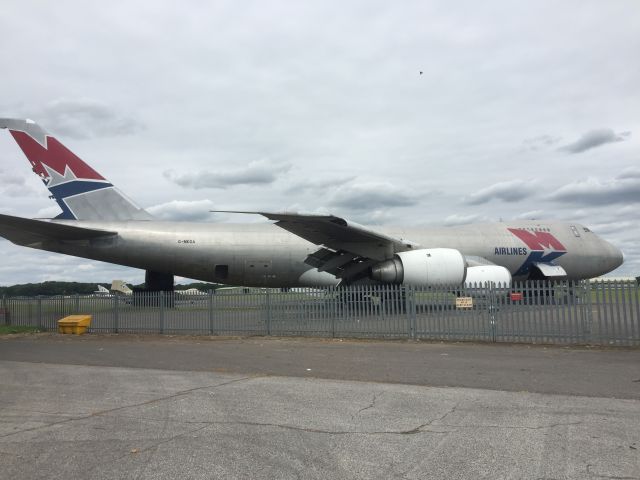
0;1;638;285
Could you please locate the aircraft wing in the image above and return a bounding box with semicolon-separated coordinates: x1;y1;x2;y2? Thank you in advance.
215;211;418;283
0;213;116;247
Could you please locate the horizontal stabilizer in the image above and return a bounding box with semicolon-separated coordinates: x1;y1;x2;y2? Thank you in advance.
0;213;116;246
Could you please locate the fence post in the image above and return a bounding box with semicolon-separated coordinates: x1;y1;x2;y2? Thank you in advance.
265;289;271;336
74;293;80;314
114;294;119;334
406;286;416;339
331;286;336;338
159;291;165;334
37;296;43;330
208;290;214;335
489;283;497;342
583;280;592;343
2;295;9;326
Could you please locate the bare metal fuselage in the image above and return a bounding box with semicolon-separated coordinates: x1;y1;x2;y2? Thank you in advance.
32;219;622;287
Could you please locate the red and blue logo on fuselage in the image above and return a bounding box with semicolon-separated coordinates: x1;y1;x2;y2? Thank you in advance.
506;228;567;277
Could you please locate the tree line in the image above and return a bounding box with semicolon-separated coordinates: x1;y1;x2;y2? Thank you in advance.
0;281;223;297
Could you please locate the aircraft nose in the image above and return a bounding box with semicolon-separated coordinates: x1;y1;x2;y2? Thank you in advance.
604;240;624;271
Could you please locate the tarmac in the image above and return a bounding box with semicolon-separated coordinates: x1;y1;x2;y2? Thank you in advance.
1;334;639;479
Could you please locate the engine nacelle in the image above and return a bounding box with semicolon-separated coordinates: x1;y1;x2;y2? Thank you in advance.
370;248;466;286
464;265;512;288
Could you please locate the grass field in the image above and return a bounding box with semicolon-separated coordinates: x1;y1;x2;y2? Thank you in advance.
0;325;44;335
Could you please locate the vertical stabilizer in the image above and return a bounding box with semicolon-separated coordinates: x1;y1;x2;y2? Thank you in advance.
0;118;153;221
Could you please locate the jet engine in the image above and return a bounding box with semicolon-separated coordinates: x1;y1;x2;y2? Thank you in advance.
370;248;466;286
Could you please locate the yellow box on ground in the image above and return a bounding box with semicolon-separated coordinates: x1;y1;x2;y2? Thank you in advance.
58;315;92;335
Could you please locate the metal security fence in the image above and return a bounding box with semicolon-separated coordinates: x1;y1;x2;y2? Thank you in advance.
2;280;639;346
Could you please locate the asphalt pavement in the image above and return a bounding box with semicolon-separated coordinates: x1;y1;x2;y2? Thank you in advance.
0;334;639;479
1;334;639;399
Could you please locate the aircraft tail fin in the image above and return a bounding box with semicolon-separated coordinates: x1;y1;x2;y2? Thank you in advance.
0;118;153;221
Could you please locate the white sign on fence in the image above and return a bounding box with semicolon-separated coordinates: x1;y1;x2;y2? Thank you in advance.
455;297;474;309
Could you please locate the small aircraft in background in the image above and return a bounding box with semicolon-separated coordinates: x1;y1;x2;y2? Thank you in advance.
92;281;132;296
93;285;110;296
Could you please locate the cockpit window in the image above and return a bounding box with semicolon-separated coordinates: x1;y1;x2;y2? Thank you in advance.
583;227;591;232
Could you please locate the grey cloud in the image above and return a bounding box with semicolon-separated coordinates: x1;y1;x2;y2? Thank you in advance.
2;2;640;280
276;202;396;225
35;205;64;219
40;98;144;139
345;209;397;226
616;166;640;180
0;168;26;186
2;184;38;197
556;209;589;222
0;168;37;196
280;203;330;216
464;180;536;205
521;135;561;151
444;214;490;226
284;176;357;194
515;210;545;220
147;200;221;221
328;182;420;211
164;159;291;189
559;128;630;154
582;220;636;236
611;204;640;220
548;174;640;205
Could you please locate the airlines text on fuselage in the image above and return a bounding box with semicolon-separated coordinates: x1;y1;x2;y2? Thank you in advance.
495;247;528;255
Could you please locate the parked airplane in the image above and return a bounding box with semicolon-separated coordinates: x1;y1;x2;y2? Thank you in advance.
111;280;133;295
0;118;623;291
93;285;110;296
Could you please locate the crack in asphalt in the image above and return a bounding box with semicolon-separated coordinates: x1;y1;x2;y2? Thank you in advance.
355;392;379;416
0;375;254;439
0;383;588;443
437;421;583;431
200;420;449;436
586;463;640;479
83;423;214;477
119;399;544;437
204;402;466;436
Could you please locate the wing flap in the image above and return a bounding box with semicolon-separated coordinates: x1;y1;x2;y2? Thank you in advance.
304;247;370;282
533;262;567;277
